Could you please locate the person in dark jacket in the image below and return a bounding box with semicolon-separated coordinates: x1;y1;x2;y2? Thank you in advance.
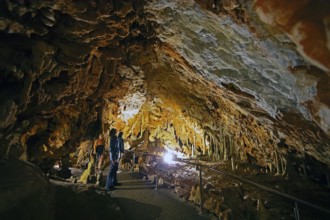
105;128;119;190
117;131;125;159
117;131;125;173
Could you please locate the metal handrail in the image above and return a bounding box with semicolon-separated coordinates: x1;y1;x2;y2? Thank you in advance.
135;153;330;216
178;159;330;215
208;167;330;215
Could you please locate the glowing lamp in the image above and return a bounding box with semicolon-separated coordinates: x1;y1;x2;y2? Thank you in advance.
163;152;173;164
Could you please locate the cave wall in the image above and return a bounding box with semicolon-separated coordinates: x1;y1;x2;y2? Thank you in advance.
143;0;330;167
0;0;152;167
0;0;329;177
101;45;330;178
255;0;330;72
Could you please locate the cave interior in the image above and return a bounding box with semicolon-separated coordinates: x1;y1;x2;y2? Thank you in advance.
1;0;330;220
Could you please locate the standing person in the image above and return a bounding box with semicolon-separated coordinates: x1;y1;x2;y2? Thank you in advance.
105;128;118;191
93;134;105;171
117;131;125;160
117;131;125;173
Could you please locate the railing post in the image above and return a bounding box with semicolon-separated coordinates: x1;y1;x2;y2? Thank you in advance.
155;171;158;191
294;202;300;220
199;166;204;213
132;152;136;173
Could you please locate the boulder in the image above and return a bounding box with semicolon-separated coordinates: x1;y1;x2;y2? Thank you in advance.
0;159;54;220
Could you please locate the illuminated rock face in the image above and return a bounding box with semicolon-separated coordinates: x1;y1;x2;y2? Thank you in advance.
147;0;330;135
255;0;330;72
0;0;329;174
0;0;152;167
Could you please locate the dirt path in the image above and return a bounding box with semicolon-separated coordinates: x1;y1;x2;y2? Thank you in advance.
104;171;211;220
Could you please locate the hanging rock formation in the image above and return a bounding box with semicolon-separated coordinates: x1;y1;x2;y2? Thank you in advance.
0;0;154;168
0;0;329;180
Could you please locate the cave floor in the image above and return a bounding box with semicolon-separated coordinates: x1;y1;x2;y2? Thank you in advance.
52;164;330;220
102;170;211;220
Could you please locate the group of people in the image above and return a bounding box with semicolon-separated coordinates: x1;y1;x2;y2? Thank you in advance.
93;128;124;191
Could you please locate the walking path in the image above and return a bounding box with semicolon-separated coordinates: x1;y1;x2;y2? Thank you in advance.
104;171;210;220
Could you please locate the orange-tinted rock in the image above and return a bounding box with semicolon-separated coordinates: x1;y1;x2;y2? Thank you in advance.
255;0;330;72
0;0;329;174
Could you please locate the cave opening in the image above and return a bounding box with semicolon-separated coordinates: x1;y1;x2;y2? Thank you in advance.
1;0;330;220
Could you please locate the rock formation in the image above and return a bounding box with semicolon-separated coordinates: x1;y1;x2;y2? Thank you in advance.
0;0;330;217
0;0;330;218
0;159;54;219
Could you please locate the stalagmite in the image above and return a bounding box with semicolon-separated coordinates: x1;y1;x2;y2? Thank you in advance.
1;0;330;219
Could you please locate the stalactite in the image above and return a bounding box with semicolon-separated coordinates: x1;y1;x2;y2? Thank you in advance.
274;150;279;175
208;135;212;159
213;136;217;161
222;129;226;160
215;141;219;160
186;136;191;156
202;132;206;155
219;139;223;160
193;124;196;158
172;123;176;137
218;137;222;161
269;162;273;173
272;146;288;176
129;117;138;139
222;134;226;161
274;150;282;175
173;125;177;137
210;135;215;160
234;136;238;159
207;134;212;157
141;112;144;134
224;135;228;161
204;133;207;153
229;135;233;157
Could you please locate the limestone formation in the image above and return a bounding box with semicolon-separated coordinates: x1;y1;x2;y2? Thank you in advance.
0;0;330;218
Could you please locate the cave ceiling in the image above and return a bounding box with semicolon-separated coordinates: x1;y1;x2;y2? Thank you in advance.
0;0;329;170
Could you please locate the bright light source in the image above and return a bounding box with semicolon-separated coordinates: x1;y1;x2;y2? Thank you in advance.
163;152;173;164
